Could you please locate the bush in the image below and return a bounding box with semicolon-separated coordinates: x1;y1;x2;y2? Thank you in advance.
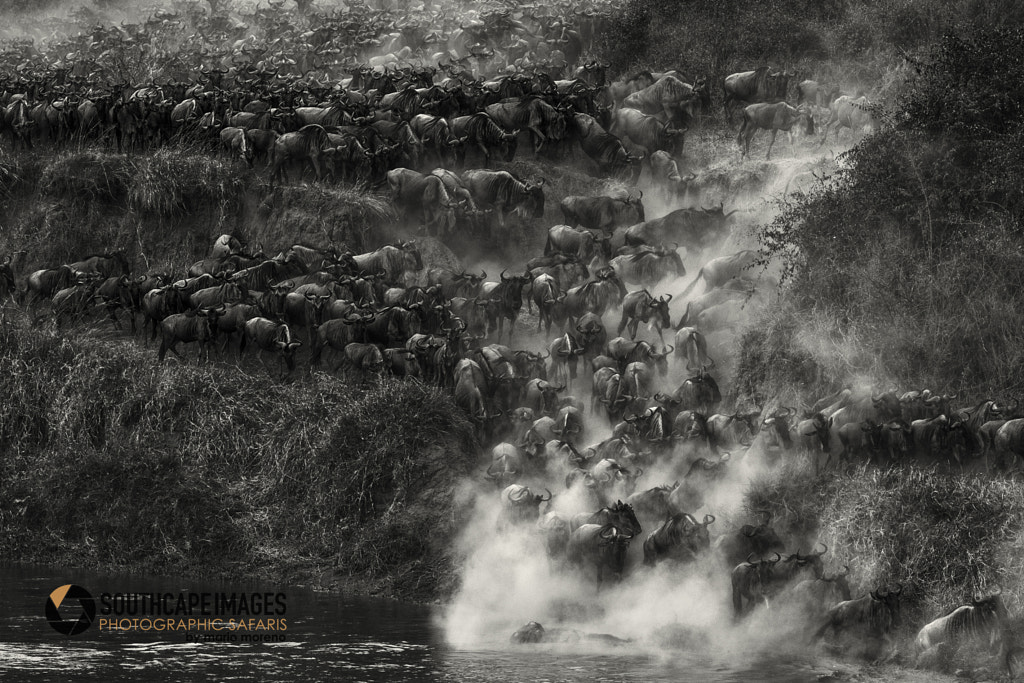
746;462;1024;629
753;26;1024;395
128;148;246;217
39;152;133;205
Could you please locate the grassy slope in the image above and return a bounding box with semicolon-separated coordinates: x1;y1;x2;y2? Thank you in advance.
0;323;477;601
0;148;472;601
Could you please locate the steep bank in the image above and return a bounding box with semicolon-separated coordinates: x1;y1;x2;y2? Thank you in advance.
0;324;477;602
0;149;396;274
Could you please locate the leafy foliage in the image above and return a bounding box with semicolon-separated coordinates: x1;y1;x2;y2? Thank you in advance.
751;26;1024;395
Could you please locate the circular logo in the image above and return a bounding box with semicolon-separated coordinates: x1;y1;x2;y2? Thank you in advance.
46;584;95;636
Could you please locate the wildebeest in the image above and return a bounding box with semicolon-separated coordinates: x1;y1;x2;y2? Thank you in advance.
797;80;841;108
500;484;551;527
509;620;630;645
861;419;913;465
158;308;223;362
211;234;244;259
737;102;814;159
479;270;532;342
267;124;336;184
485;95;567;153
387;168;458;235
618;205;739;254
3;96;35;151
610;247;685;288
567;523;634;587
560;194;645;233
537;512;572;561
714;514;786;569
915;590;1009;673
544;225;610;266
523;378;566;416
723;66;794;124
820;95;876;145
563;269;628;320
450;112;518;166
812;584;903;661
427;268;487;300
617;290;672;341
673;370;722;415
612;107;686;155
678;250;760;298
26;265;76;306
643;512;714;566
240;317;303;375
352;242;423;286
570;500;643;536
220;126;254;166
648;151;696;200
732;553;782;616
705;410;759;454
622;75;701;129
674;326;714;372
463;169;545;226
570;113;643;180
786;567;853;628
68;252;130;279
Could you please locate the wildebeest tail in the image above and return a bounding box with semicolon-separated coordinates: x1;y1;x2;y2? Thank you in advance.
678;270;703;300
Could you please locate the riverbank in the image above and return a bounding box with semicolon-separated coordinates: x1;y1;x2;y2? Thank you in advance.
0;323;478;603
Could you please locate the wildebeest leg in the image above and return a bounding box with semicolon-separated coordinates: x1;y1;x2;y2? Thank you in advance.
106;304;122;331
528;127;546;153
616;310;629;337
766;130;779;160
159;340;184;362
628;317;639;340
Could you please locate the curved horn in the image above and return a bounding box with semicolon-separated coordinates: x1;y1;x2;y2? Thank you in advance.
539;488;552;501
814;542;828;556
702;514;715;525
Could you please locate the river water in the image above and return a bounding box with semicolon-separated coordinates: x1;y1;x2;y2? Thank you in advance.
1;564;845;681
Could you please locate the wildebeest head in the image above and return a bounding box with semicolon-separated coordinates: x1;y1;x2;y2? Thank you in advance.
534;380;566;415
498;128;519;161
647;343;673;377
521;177;546;219
396;240;424;271
871;390;902;420
868;584;903;627
647;293;672;330
739;514;785;557
504;484;552;524
744;552;782;598
762;406;796;449
971;588;1008;622
779;542;828;582
685;452;731;481
598;524;634;580
551;405;583;437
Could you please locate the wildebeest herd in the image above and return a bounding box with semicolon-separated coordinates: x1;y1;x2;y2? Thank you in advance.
0;1;995;676
0;0;878;210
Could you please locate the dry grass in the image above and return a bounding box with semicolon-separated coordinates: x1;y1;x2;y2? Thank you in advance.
745;461;1024;635
128;148;246;217
39;151;133;204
